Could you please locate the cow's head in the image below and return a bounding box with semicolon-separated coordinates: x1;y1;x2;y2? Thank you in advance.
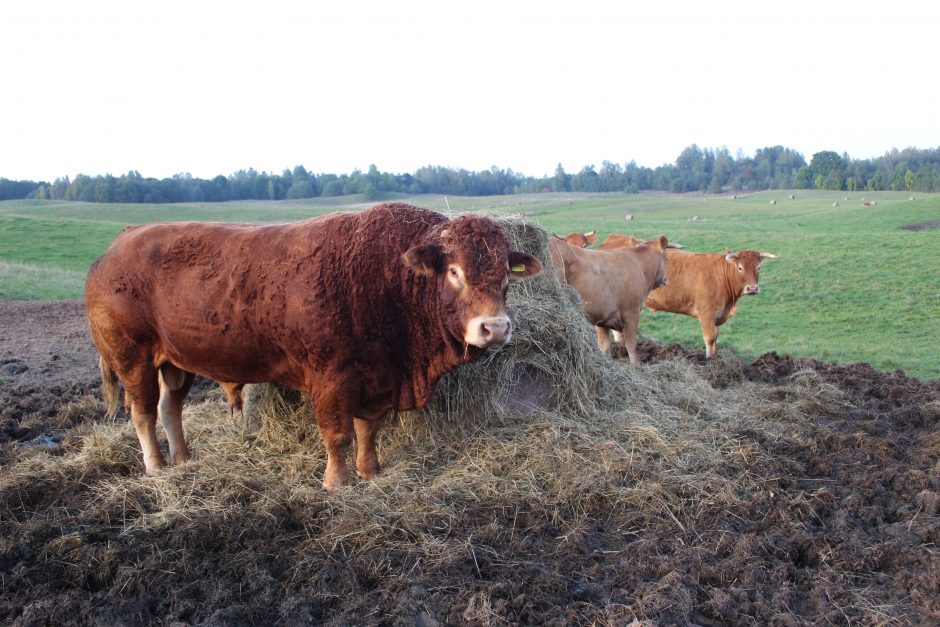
559;230;596;248
724;250;778;295
403;216;541;348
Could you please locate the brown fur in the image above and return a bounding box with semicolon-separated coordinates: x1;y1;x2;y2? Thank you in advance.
85;202;540;489
548;236;668;363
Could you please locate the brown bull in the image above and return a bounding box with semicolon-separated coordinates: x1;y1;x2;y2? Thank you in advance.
85;203;541;490
549;236;669;363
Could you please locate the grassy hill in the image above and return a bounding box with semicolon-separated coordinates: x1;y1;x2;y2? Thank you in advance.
1;190;937;378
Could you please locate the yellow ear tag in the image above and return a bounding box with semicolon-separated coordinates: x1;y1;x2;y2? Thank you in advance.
511;263;526;273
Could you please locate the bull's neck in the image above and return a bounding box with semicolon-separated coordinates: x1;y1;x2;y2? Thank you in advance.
721;258;744;300
400;275;484;409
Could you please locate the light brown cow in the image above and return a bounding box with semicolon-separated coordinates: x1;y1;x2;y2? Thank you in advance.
558;230;596;248
85;203;541;490
644;249;778;358
549;236;669;363
599;234;685;251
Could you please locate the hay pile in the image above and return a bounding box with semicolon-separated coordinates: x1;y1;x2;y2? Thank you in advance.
3;214;939;624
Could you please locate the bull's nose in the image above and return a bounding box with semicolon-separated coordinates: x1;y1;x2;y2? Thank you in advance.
479;317;511;344
744;284;760;295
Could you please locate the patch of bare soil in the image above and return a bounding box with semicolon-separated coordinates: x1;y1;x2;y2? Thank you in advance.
2;303;939;625
900;220;940;231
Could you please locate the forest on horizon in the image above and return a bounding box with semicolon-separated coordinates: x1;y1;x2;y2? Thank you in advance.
2;145;939;204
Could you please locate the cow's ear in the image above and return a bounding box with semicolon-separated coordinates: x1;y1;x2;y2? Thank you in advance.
657;235;668;250
508;251;541;278
725;252;739;262
403;244;443;276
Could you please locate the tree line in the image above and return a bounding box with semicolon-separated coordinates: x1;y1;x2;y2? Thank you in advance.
2;145;939;203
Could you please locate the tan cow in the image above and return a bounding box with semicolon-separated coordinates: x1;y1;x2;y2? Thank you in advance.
549;236;669;363
645;249;778;358
599;234;685;251
558;230;596;248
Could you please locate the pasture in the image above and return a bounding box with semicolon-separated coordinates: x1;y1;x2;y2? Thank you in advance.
1;190;937;378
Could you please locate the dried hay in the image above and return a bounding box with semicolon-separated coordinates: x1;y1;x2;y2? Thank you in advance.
6;214;921;624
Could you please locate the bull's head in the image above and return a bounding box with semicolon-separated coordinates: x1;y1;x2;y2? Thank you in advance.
403;216;541;348
725;250;778;295
558;230;596;248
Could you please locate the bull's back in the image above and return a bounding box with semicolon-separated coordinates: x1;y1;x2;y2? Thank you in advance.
85;215;354;383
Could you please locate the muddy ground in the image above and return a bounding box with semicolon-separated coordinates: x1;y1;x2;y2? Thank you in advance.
1;300;939;625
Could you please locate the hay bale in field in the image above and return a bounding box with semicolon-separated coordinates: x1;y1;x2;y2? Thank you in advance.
242;212;638;436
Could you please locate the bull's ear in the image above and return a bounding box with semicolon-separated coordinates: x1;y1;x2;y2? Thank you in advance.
508;251;541;278
657;235;668;250
725;252;739;262
402;244;443;276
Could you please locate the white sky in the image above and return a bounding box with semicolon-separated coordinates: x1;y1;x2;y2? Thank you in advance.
2;0;939;182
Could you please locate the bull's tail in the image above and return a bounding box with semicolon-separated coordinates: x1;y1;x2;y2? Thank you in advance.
98;355;121;418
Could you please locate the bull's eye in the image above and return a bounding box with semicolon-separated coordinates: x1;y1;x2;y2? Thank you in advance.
449;267;458;277
737;265;744;272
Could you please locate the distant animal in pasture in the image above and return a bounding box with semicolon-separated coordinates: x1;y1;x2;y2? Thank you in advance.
85;203;541;490
833;202;840;208
549;236;669;363
644;249;778;358
863;200;875;207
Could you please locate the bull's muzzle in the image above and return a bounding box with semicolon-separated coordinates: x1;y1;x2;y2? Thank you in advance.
743;284;760;295
466;315;512;347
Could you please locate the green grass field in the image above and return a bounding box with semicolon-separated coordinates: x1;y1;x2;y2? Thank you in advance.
2;191;937;379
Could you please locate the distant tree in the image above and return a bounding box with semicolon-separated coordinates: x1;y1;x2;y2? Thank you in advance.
551;163;570;192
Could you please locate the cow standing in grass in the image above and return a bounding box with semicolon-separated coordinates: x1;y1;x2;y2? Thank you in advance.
85;203;541;490
549;236;669;363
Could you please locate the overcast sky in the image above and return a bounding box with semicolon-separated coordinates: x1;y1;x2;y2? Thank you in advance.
3;0;939;182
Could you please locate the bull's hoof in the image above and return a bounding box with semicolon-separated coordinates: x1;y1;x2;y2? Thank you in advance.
143;456;167;476
322;472;352;492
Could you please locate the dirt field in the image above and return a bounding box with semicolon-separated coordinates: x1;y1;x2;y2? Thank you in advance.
2;300;939;625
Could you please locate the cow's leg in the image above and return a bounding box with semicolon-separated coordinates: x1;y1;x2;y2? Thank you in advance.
123;364;165;475
354;417;383;480
158;363;195;465
700;317;719;358
612;330;624;344
596;325;612;353
622;309;641;364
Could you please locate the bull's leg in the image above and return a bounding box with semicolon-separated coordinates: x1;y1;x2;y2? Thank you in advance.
700;317;719;358
354;417;383;480
317;412;355;491
123;365;164;475
612;330;624;344
596;325;613;353
158;363;195;465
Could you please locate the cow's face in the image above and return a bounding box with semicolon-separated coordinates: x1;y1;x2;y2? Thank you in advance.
403;216;541;348
725;250;767;295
